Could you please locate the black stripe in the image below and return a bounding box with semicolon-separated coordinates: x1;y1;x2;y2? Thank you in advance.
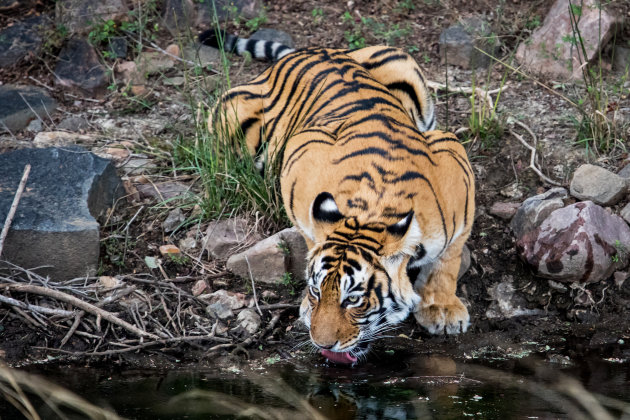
274;45;292;60
264;41;273;60
386;81;426;127
244;39;258;56
368;47;401;60
288;179;297;220
337;131;433;162
363;54;409;70
333;147;403;164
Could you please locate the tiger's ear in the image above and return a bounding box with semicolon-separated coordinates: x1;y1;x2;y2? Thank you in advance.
312;192;343;223
386;210;414;236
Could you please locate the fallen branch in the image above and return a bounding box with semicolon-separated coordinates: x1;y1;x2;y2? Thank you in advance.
0;164;31;258
426;80;507;116
508;118;562;186
0;283;159;340
0;294;74;317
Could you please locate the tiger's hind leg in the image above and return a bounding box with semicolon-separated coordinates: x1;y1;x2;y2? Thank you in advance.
209;85;267;170
348;46;435;132
412;235;470;335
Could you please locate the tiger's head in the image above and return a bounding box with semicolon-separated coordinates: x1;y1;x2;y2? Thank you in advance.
299;192;423;363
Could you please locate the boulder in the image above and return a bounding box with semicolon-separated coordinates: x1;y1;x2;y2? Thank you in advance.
55;38;108;96
621;203;630;225
0;15;49;68
195;0;264;27
235;308;261;335
515;0;620;80
163;0;196;36
0;147;123;280
203;218;262;260
510;188;567;238
569;164;627;206
0;85;57;134
55;0;128;35
439;17;501;69
517;201;630;283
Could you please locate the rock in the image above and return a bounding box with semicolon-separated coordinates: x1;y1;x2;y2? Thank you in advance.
55;38;108;96
0;147;123;280
115;61;145;85
178;236;198;253
195;0;264;27
107;37;128;59
620;203;630;225
617;163;630;179
164;76;186;86
191;279;207;296
226;232;287;284
517;201;630;283
510;187;567;238
235;308;261;335
276;227;309;282
163;0;196;36
57;116;90;132
439;17;501;69
33;131;97;148
251;28;294;48
159;244;180;255
136;51;175;76
55;0;128;35
485;277;543;319
489;202;521;220
205;301;234;320
0;15;48;68
0;85;57;133
120;157;157;176
26;119;43;133
570;164;627;206
613;46;630;74
100;144;131;163
457;244;471;280
98;275;122;289
499;182;524;200
162;208;185;232
515;0;620;80
136;181;190;201
614;271;628;288
203;218;262;260
201;289;249;310
183;44;221;68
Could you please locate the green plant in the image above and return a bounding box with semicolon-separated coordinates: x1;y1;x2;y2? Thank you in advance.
311;8;324;25
277;241;291;256
244;10;268;32
612;240;628;264
281;272;297;296
341;12;410;50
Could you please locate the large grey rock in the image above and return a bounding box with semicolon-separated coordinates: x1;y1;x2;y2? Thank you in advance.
203;218;261;260
55;38;108;96
517;201;630;283
251;29;294;48
439;17;501;69
510;188;567;238
570;164;627;206
55;0;128;35
0;15;49;68
0;85;57;133
515;0;620;80
163;0;196;36
195;0;264;27
0;147;123;280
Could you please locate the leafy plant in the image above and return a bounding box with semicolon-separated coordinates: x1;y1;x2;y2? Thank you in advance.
281;272;297;296
311;8;324;25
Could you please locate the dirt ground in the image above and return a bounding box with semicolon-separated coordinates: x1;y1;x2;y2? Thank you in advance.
1;0;629;368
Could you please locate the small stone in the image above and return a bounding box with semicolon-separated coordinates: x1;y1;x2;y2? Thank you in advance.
621;203;630;225
439;17;501;69
191;279;207;296
130;85;148;96
251;29;295;48
33;131;97;148
165;44;181;58
136;51;174;76
500;182;524;199
0;85;57;133
485;277;543;319
489;202;521;220
57;116;90;132
159;244;181;255
548;279;568;293
205;301;234;320
201;289;248;310
99;275;122;289
115;61;144;85
136;181;190;201
120;157;157;176
55;37;108;96
164;76;186;86
510;187;567;238
178;236;198;253
203;218;261;260
162;208;185;232
548;354;573;366
570;164;627;206
261;290;278;300
107;37;127;58
26;119;43;133
236;308;261;335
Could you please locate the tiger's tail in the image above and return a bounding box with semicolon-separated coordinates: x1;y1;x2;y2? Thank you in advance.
198;29;295;61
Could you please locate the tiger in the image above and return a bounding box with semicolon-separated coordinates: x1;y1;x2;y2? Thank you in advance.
200;29;475;364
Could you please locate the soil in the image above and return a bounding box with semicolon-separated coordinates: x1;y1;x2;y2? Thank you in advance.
0;0;629;370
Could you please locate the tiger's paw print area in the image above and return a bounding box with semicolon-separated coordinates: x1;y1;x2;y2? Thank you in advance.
414;299;470;335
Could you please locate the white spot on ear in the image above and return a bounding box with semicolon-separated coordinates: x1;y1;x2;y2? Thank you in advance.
319;197;338;213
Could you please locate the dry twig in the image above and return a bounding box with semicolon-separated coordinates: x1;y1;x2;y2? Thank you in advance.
0;164;31;258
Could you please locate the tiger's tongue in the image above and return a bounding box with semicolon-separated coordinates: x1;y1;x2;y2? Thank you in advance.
321;349;357;364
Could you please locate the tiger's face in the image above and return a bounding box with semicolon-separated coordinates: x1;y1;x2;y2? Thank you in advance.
299;192;422;362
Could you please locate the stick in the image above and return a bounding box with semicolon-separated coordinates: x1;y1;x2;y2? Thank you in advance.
508;119;562;186
244;256;263;317
0;283;159;340
0;294;74;317
0;164;31;258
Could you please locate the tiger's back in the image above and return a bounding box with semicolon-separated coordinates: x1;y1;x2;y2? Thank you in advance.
204;31;475;362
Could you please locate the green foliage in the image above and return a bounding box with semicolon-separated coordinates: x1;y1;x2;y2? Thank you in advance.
311;8;324;25
525;15;541;30
341;12;410;50
244;11;268;32
281;272;297;296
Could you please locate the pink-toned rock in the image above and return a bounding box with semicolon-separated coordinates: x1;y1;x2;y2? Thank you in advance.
516;0;620;80
159;244;181;255
489;202;521;220
203;218;262;260
517;201;630;283
200;289;249;310
191;279;207;296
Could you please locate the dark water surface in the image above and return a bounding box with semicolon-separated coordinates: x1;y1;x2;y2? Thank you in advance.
2;350;629;419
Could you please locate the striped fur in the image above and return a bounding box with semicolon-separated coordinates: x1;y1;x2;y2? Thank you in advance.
206;31;475;359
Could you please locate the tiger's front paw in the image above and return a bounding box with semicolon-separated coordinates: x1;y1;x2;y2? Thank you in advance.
414;298;469;335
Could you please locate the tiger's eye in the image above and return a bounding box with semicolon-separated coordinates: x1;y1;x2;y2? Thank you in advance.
347;295;359;304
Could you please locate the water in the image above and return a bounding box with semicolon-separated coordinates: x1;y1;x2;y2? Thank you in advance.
2;350;629;419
